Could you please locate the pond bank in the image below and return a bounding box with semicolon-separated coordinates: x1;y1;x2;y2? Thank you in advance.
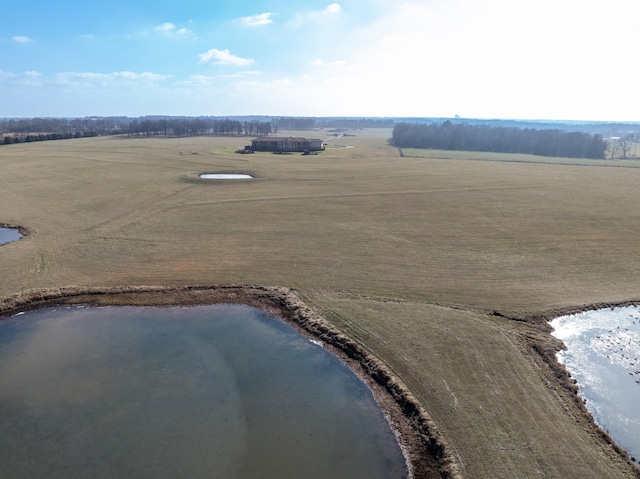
0;284;460;479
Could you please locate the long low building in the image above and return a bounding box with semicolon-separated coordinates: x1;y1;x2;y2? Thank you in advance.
251;136;324;153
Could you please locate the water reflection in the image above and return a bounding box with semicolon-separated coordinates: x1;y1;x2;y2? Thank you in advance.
551;306;640;461
0;227;22;245
0;304;407;479
200;173;253;179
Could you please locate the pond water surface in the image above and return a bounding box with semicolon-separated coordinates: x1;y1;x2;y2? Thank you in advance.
0;227;22;245
0;304;407;479
200;173;253;179
551;306;640;461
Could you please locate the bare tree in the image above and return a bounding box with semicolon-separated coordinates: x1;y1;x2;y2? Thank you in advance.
608;134;635;159
619;134;634;159
607;139;621;159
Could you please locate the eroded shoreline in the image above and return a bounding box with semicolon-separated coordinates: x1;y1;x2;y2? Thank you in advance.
0;285;461;479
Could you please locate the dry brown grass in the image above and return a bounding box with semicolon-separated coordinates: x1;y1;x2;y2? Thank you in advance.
2;130;640;477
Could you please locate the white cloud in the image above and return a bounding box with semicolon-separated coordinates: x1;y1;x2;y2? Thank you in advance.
153;22;193;37
239;12;274;27
323;3;341;14
155;22;176;33
198;48;254;66
0;69;42;86
288;3;343;29
11;36;32;43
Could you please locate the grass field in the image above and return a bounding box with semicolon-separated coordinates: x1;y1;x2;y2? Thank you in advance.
2;130;640;477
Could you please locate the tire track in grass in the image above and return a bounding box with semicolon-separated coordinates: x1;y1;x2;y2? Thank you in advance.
164;183;571;209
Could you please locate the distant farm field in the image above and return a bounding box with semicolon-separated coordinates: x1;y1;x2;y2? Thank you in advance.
2;130;640;478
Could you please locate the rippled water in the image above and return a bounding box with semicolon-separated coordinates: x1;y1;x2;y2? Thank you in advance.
551;306;640;461
0;305;407;478
0;227;22;245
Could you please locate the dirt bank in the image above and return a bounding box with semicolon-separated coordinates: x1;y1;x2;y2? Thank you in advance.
0;223;30;239
0;284;461;479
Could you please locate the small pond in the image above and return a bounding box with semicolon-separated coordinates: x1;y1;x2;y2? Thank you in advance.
551;306;640;461
200;173;253;179
0;304;407;479
0;227;22;245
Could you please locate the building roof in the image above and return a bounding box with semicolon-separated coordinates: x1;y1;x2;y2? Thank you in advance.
252;136;310;142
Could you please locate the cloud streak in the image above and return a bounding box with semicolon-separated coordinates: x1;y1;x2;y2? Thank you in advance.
55;71;168;88
0;69;42;85
11;36;32;44
198;49;254;66
288;3;343;29
238;13;274;27
153;22;193;38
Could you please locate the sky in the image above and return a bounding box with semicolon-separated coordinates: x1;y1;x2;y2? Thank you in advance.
1;0;639;121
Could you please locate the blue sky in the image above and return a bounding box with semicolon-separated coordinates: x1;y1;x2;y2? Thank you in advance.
2;0;639;121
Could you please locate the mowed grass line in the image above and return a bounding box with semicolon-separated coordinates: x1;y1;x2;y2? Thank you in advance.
2;131;640;477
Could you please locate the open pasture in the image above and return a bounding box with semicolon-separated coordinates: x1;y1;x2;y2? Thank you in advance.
2;130;640;477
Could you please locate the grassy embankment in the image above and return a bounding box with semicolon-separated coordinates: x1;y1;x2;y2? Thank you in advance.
2;130;640;478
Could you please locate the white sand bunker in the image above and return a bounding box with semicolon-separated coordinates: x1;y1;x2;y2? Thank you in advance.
200;173;253;179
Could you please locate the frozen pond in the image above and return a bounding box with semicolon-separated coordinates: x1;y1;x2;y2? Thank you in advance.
0;304;407;479
200;173;253;179
0;227;22;245
551;306;640;461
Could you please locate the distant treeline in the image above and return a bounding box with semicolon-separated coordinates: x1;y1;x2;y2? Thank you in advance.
127;118;272;137
1;117;121;146
126;116;393;133
0;115;398;146
2;131;98;144
273;117;395;130
272;117;316;130
392;121;608;159
0;117;274;146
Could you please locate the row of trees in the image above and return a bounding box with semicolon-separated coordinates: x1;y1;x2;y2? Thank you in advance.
270;117;396;130
2;131;99;145
608;134;640;159
315;118;395;129
392;121;608;159
0;117;125;136
271;117;316;131
0;117;276;146
0;116;342;137
126;118;273;137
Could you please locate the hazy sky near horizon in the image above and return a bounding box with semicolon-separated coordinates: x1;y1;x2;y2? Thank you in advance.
1;0;638;121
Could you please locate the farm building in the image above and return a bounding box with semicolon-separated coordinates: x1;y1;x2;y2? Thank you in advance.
251;136;324;153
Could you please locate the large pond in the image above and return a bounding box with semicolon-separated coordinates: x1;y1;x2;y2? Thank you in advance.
551;306;640;462
0;227;22;245
0;304;408;479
